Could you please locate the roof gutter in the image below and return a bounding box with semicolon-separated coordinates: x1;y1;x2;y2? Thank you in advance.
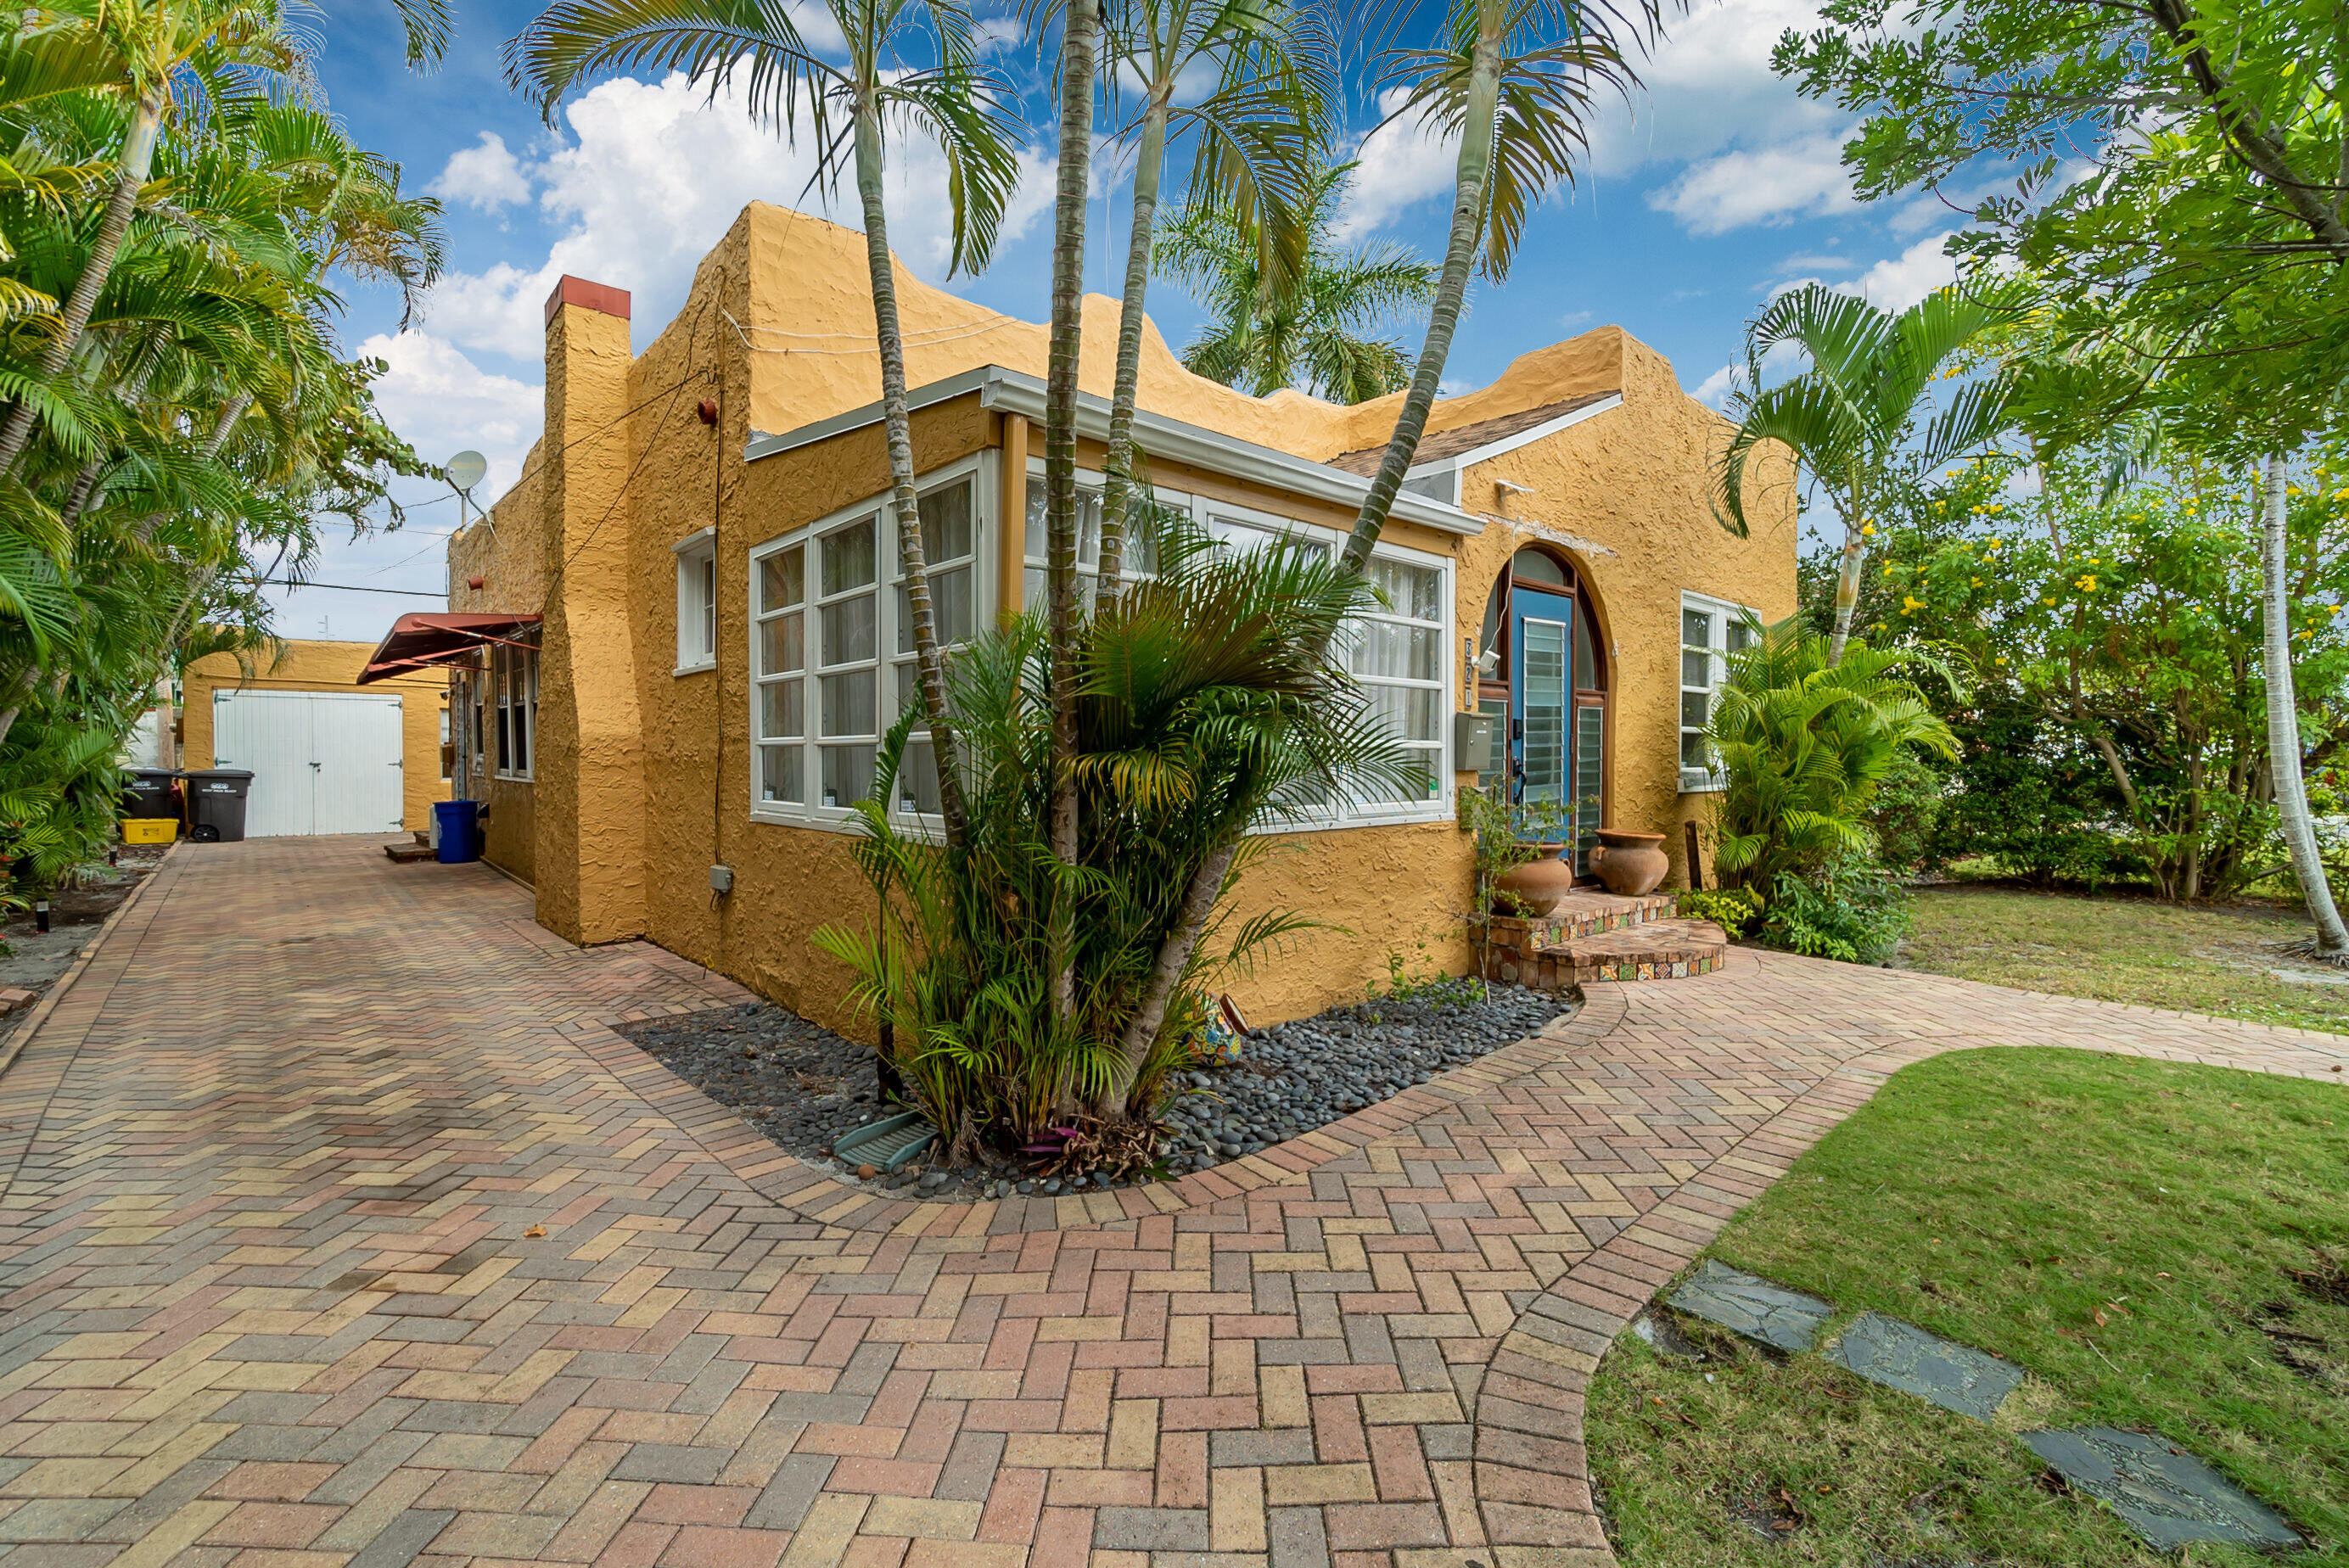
743;366;1485;538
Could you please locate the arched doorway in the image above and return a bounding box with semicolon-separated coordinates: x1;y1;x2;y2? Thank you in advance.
1474;547;1612;876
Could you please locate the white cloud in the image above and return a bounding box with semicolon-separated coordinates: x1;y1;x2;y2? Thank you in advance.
418;73;1054;363
1589;0;1836;176
1847;231;1959;309
429;132;532;212
1692;361;1737;406
358;330;542;504
1645;132;1853;235
1334;87;1460;240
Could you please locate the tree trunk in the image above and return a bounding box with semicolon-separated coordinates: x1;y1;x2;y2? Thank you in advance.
0;92;165;478
2259;452;2349;955
855;101;970;848
1095;94;1169;614
60;458;104;532
1825;470;1865;665
1045;0;1102;1021
1336;6;1502;580
1102;835;1236;1114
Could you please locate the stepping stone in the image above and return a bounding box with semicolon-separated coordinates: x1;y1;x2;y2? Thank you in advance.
1666;1261;1833;1352
1825;1312;2023;1421
2024;1427;2301;1552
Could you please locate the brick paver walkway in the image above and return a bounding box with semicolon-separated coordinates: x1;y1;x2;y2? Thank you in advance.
1;840;2342;1568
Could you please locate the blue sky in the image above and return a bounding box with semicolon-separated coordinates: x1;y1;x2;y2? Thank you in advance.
283;0;1964;641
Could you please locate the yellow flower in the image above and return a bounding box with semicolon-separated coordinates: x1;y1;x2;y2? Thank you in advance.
1971;577;1983;587
1902;595;1926;614
1986;503;2004;514
2076;575;2099;592
1993;653;2009;665
2043;597;2059;607
2297;629;2314;640
1861;523;1876;536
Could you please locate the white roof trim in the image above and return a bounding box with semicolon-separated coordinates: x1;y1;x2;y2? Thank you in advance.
743;366;1484;538
1403;391;1625;478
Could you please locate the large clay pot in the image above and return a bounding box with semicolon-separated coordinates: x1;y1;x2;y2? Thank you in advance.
1588;828;1668;897
1494;844;1576;916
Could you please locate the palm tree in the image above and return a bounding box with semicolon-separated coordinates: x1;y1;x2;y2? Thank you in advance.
0;0;304;479
1333;0;1673;579
1155;158;1435;404
508;0;1025;848
1089;0;1331;608
1715;282;2021;665
1704;614;1957;896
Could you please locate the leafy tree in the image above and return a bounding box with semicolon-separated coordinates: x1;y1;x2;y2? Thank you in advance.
1715;283;2020;666
508;0;1025;849
1156;158;1437;405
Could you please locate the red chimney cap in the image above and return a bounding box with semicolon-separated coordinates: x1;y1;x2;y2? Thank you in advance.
544;275;632;327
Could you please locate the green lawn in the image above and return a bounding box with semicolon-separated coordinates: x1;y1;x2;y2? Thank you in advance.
1904;885;2349;1035
1588;1048;2349;1567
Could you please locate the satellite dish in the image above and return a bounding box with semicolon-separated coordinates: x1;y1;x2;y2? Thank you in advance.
446;450;488;494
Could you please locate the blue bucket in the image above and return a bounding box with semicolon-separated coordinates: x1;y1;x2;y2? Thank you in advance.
434;799;481;864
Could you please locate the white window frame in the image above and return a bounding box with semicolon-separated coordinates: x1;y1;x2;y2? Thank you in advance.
492;640;538;782
1679;590;1758;792
1019;458;1179;608
748;451;995;833
675;527;717;675
1023;459;1455;830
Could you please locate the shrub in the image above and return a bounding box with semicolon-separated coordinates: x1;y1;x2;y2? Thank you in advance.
1675;887;1761;935
1763;861;1910;965
1867;748;1944;876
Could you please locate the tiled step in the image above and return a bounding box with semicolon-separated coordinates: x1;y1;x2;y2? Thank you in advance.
1544;917;1728;984
384;842;437;864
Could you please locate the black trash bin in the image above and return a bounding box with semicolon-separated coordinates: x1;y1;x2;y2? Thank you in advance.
121;768;182;820
183;769;255;843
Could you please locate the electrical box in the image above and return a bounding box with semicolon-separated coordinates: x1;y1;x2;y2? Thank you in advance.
1453;711;1497;774
709;864;735;895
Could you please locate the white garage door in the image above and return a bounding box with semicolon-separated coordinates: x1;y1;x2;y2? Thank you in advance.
212;690;406;837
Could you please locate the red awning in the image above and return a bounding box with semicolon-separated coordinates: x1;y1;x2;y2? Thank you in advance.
358;612;541;685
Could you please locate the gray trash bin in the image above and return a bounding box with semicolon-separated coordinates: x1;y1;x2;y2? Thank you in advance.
122;768;181;820
184;769;255;843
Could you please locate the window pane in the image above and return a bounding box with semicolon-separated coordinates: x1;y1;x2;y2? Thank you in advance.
1682;690;1709;729
761;546;804;612
1682;608;1713;648
761;613;804;676
919;480;974;563
1573;611;1597;691
1023;481;1104;565
1369;559;1442;621
899;738;942;815
894;566;973;654
760;682;803;739
1522;618;1567;808
1680;732;1711;768
821;669;876;737
821;595;877;665
823;518;877;595
821;744;876;809
1369;685;1440;743
1727;617;1755;653
698;556;717;658
1355;621;1437;682
1682;649;1710;687
759;742;802;803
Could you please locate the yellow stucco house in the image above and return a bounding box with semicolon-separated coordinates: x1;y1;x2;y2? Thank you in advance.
420;204;1795;1033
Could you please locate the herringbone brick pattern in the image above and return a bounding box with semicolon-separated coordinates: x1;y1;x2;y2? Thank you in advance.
0;839;2341;1568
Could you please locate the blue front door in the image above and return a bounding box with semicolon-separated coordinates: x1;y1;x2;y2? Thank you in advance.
1508;585;1575;823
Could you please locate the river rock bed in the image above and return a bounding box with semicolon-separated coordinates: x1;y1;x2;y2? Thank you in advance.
615;978;1575;1203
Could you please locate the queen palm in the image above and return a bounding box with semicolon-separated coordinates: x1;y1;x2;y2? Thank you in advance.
1088;0;1331;608
1155;158;1435;405
1333;0;1675;578
1715;282;2021;665
508;0;1024;848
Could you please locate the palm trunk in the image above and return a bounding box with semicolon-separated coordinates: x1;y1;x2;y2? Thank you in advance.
1825;472;1866;665
0;92;165;478
1094;93;1169;614
1337;5;1502;579
2260;452;2349;955
1102;836;1235;1113
61;458;104;532
855;101;970;847
1045;0;1102;1022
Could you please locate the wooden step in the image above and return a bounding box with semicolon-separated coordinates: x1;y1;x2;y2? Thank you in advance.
384;842;437;864
1543;917;1728;984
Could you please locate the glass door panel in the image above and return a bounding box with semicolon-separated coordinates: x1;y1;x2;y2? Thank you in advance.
1509;585;1576;840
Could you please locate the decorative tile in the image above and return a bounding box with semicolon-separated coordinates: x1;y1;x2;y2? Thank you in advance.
2024;1428;2301;1552
1825;1313;2022;1421
1665;1262;1834;1352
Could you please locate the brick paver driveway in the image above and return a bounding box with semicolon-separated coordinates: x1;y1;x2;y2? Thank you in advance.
1;840;2343;1568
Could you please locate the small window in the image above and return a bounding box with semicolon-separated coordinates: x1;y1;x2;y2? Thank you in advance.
493;641;538;781
1679;591;1758;792
676;534;717;671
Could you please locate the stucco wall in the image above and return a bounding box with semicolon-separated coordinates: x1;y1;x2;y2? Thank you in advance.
182;641;449;831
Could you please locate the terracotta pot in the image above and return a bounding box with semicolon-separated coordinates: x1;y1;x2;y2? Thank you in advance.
1588;829;1668;897
1494;844;1576;916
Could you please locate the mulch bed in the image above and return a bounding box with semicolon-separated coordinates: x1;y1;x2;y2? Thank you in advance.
614;977;1576;1204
